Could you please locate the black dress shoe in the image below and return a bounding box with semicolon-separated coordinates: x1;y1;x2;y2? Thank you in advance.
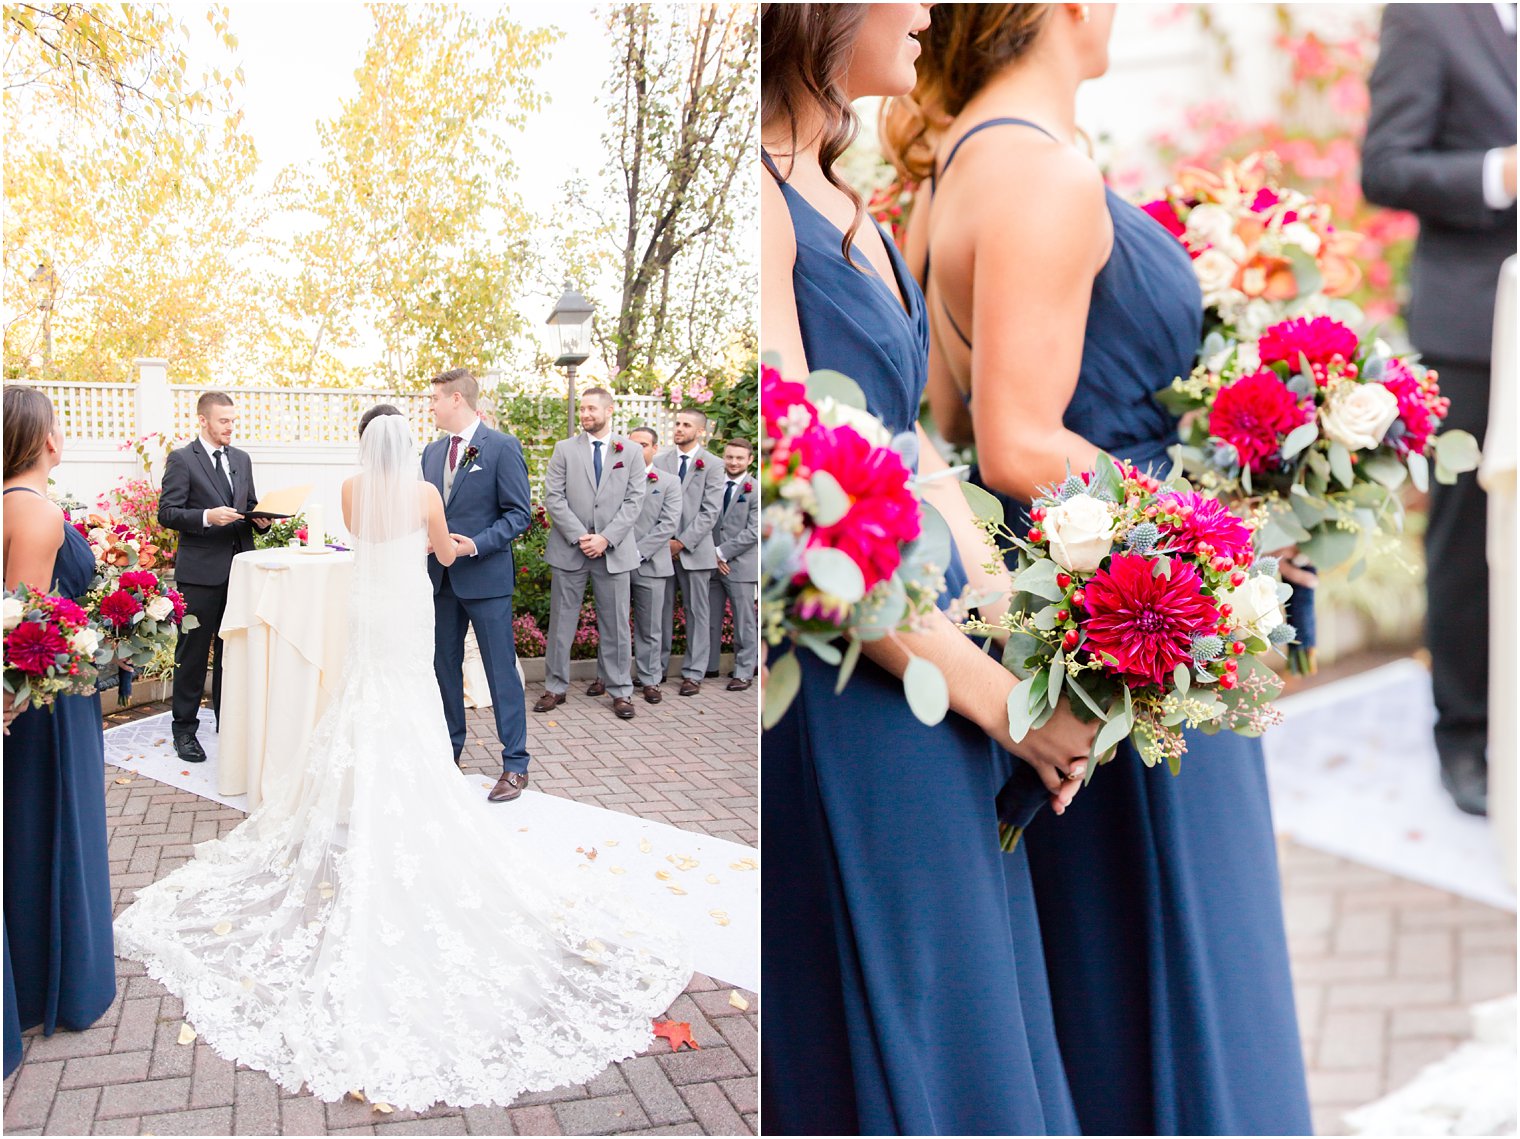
172;731;207;763
704;669;720;679
1439;749;1488;816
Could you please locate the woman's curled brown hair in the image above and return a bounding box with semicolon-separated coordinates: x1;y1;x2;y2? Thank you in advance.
3;387;57;481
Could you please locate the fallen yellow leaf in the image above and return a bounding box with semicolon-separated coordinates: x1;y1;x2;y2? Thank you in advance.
706;875;719;885
212;921;232;936
728;991;750;1011
177;1023;197;1045
605;839;620;847
655;870;672;881
348;1090;365;1102
667;885;687;896
639;838;652;853
609;867;626;875
373;1102;394;1114
114;777;133;785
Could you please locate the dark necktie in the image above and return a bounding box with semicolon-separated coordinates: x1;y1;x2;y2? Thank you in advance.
448;435;462;471
593;439;604;485
678;454;689;482
722;480;735;516
213;448;233;500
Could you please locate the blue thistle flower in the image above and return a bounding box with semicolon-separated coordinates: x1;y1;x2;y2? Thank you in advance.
1190;633;1224;662
1055;474;1086;501
1125;522;1160;555
1251;555;1280;578
1269;623;1297;645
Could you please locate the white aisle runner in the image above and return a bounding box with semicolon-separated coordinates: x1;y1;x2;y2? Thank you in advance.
103;709;760;993
1263;657;1516;912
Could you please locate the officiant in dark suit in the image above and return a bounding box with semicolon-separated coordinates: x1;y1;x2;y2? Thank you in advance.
157;391;269;763
1362;1;1517;816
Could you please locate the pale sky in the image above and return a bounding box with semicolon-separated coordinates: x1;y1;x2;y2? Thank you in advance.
176;1;643;375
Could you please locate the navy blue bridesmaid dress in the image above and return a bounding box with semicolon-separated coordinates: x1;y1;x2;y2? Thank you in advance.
940;119;1313;1135
4;490;116;1076
760;151;1076;1136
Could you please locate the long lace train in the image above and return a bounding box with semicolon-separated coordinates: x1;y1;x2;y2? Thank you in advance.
114;528;690;1111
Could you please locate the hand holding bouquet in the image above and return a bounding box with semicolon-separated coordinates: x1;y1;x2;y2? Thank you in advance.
761;363;976;729
966;456;1289;832
4;585;108;719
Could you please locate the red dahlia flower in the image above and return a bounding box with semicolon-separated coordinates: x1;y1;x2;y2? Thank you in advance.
793;423;920;592
47;597;88;627
119;570;160;594
1155;492;1255;563
1209;369;1312;474
6;621;67;675
99;589;144;629
1082;554;1220;688
761;364;816;438
168;590;187;621
1258;316;1360;369
1379;358;1447;458
1141;199;1186;239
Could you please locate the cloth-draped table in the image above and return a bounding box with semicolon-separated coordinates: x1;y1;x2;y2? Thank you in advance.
218;549;354;809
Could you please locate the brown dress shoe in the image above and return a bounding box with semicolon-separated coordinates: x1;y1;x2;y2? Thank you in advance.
726;677;753;691
642;685;663;704
533;691;566;713
678;678;701;697
586;679;606;697
612;697;635;719
488;770;529;802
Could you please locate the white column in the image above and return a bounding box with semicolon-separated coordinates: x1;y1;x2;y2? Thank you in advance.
134;358;172;481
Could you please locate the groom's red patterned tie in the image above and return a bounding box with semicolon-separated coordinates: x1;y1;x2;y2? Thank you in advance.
448;435;462;471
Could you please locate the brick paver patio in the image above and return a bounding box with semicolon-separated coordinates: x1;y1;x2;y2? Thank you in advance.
3;678;758;1136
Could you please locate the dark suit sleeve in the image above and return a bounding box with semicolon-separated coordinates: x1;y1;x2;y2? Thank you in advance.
157;450;205;535
472;434;533;558
1361;5;1498;230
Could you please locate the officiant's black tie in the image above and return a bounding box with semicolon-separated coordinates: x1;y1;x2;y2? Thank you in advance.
679;454;689;482
593;439;604;485
213;448;233;501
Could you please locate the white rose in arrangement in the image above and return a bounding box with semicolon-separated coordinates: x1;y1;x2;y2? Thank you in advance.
1278;221;1322;257
1185;203;1237;250
69;626;101;658
1193;249;1241;306
1320;380;1400;452
145;595;174;622
2;596;24;632
1043;493;1116;574
814;396;891;448
1220;575;1286;641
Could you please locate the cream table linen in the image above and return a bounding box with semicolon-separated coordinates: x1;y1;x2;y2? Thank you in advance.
1481;256;1515;887
217;549;354;809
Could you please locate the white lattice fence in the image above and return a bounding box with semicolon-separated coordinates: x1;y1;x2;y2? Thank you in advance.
168;386;433;445
19;381;137;442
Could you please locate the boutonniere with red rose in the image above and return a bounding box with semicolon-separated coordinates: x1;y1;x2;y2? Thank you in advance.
459;444;481;470
613;441;624;454
742;481;754;495
694;458;705;471
646;469;659;482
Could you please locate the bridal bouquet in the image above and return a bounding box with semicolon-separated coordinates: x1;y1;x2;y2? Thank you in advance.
761;362;967;730
966;456;1288;832
4;584;107;710
1140;152;1363;342
1159;315;1481;571
85;568;197;701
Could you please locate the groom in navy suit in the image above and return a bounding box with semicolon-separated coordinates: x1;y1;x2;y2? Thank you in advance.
423;368;534;802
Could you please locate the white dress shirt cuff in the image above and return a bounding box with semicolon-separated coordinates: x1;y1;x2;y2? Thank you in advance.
202;509;212;529
1483;148;1516;210
715;546;726;562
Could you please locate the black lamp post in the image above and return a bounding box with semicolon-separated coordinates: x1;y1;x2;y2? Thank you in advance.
546;280;595;439
29;263;55;372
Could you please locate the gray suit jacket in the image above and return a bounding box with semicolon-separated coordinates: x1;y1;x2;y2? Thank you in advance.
1362;3;1517;363
543;432;646;575
652;445;725;571
713;473;759;583
633;466;683;578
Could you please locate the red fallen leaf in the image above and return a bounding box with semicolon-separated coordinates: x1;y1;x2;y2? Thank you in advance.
652;1019;699;1052
1406;830;1424;841
181;770;190;775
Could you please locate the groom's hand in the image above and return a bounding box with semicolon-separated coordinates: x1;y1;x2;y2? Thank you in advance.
449;533;477;557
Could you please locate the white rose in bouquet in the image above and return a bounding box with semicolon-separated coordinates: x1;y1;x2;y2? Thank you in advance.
69;626;101;657
1193;249;1242;306
814;396;891;448
1278;221;1322;257
1220;575;1286;641
1320;380;1400;452
1185;203;1237;250
1043;493;1116;574
145;595;174;622
2;596;24;632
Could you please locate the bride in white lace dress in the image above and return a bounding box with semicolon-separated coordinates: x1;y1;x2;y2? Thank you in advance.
114;409;690;1111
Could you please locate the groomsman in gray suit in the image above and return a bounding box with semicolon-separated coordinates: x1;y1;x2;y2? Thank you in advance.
536;387;646;720
708;440;760;692
654;408;725;695
624;426;683;703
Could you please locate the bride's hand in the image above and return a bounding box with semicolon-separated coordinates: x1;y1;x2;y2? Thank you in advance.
991;696;1097;816
1266;544;1318;588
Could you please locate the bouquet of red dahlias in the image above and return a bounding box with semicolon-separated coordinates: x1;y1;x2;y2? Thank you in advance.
1160;314;1480;571
86;568;197;702
761;362;982;730
4;585;108;711
966;456;1290;844
1140;152;1364;344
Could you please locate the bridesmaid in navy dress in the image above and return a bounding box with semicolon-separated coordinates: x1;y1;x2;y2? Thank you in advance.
760;6;1099;1134
3;386;116;1077
891;5;1313;1134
